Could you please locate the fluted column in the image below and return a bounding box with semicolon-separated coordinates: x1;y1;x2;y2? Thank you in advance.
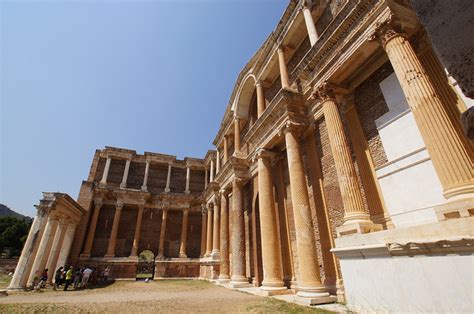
219;191;230;280
165;163;172;193
120;158;131;188
302;2;318;46
28;214;59;285
234;118;241;153
211;199;220;258
200;206;207;257
256;81;266;118
46;218;68;283
81;199;102;257
205;204;213;257
157;209;168;258
372;21;474;202
141;161;150;192
105;200;124;257
314;83;381;235
179;209;189;258
277;46;290;89
256;149;286;291
8;207;50;289
100;157;111;185
282;122;329;299
130;205;144;257
230;179;248;286
55;222;77;271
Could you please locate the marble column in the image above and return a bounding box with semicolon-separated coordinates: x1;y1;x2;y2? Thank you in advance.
100;156;111;185
105;201;123;257
130;205;144;257
204;168;208;189
8;207;50;289
81;199;102;257
256;81;266;118
224;135;229;163
211;199;220;258
55;222;77;271
46;218;68;283
200;206;207;257
345;100;393;228
282;122;329;299
230;179;248;286
120;158;131;188
256;149;286;291
302;2;318;46
141;161;150;192
165;163;172;193
205;205;213;257
185;166;191;194
158;209;168;258
179;209;190;258
372;22;474;201
234;118;241;153
28;214;59;286
314;83;381;235
219;191;230;280
277;46;290;89
216;150;221;174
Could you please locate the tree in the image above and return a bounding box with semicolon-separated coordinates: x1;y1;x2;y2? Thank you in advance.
0;217;32;257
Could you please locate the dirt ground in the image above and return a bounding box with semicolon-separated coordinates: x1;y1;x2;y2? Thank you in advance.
0;280;332;313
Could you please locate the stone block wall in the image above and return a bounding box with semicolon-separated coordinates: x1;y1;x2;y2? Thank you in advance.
164;210;182;258
115;206;138;257
91;205;115;257
170;168;186;193
137;209;162;255
186;212;202;258
127;161;146;189
148;164;168;193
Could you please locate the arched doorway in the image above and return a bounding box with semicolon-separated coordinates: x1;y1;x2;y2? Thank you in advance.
136;250;155;280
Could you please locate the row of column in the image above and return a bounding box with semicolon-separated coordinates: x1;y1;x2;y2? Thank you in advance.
9;210;77;289
81;200;192;259
101;159;195;195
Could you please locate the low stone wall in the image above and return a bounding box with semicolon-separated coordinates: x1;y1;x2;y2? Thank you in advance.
0;258;18;274
154;260;201;279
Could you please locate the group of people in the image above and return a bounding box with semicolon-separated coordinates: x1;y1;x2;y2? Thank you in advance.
35;265;110;291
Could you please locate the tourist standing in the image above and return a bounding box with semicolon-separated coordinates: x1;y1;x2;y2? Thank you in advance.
63;266;73;291
53;267;64;290
73;267;83;289
81;266;93;288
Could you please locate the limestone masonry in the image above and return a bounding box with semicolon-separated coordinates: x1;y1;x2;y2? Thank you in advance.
10;1;474;312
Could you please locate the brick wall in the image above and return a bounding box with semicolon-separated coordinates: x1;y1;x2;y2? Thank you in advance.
127;161;145;189
189;169;205;194
107;159;125;187
148;164;168;193
138;209;162;255
170;168;186;193
91;204;115;257
164;210;182;257
115;206;138;257
186;212;202;258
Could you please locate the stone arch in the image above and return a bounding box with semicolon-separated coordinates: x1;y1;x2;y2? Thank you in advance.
232;73;257;119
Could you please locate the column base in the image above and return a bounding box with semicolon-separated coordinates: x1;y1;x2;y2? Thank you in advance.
217;277;230;284
434;193;474;221
164;188;170;193
179;253;187;258
336;221;383;237
229;276;251;288
141;186;148;192
80;253;91;258
293;294;337;306
7;285;25;291
104;254;115;258
210;250;220;259
185;190;190;194
120;184;127;189
259;286;291;296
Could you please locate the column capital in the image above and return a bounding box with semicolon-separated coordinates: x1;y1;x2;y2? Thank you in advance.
369;16;405;49
255;148;277;161
201;204;207;215
310;81;342;102
93;198;103;208
278;119;306;138
116;200;124;209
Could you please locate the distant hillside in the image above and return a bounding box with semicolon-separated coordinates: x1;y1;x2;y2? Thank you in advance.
0;204;32;221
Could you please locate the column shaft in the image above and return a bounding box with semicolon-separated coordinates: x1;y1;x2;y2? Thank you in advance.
165;164;172;193
105;202;123;257
179;210;189;258
277;47;290;89
302;5;318;46
130;206;144;257
46;220;67;283
185;167;191;194
219;192;230;280
100;157;111;185
81;201;102;257
256;82;266;118
284;128;328;297
257;151;285;289
55;223;77;271
234;118;241;153
200;209;207;257
28;216;59;285
158;209;168;258
211;201;220;257
216;150;221;173
9;209;49;289
205;207;213;256
230;179;247;284
381;30;473;199
205;168;208;189
120;159;131;188
210;160;215;182
141;161;150;191
224;136;229;163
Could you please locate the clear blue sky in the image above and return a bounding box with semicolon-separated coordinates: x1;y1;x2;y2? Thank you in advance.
0;0;288;217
